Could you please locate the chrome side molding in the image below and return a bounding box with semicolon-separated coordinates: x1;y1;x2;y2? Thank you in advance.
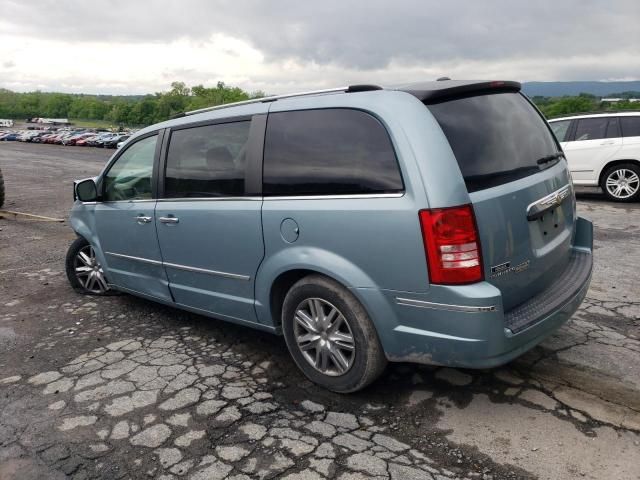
163;262;250;281
105;252;250;281
106;252;162;265
396;297;496;313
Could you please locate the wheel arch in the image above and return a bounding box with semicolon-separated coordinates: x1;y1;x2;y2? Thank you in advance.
254;247;380;329
598;158;640;187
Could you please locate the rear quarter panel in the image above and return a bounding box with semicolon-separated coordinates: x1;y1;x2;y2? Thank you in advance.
253;91;469;327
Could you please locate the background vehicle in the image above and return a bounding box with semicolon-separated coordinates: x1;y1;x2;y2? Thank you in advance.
67;81;593;393
63;132;93;146
549;112;640;201
0;132;20;141
76;134;100;146
104;134;129;148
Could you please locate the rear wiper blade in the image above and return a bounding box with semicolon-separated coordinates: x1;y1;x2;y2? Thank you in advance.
536;152;564;165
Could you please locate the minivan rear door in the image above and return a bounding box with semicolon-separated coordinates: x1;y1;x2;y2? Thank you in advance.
426;90;576;311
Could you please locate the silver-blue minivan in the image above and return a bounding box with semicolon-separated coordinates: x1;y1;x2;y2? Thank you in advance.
67;80;593;392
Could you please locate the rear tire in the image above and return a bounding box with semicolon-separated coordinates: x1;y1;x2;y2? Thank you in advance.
601;163;640;202
0;168;4;208
281;274;387;393
65;237;112;295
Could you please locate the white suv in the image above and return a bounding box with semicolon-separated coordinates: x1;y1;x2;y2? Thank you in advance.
549;112;640;202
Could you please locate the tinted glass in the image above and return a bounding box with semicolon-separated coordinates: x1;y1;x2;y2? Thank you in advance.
103;134;157;201
263;109;403;196
574;118;608;141
605;118;621;139
550;120;571;142
165;121;251;198
621;116;640;137
426;93;558;192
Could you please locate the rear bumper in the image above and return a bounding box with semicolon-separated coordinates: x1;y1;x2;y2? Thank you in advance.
359;217;593;368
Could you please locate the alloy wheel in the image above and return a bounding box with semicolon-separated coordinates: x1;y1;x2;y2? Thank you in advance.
293;298;356;376
74;245;109;294
605;168;640;200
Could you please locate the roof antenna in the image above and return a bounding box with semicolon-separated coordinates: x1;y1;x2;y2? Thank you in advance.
436;77;451;81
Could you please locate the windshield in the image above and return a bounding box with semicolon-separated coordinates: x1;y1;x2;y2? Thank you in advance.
427;92;559;192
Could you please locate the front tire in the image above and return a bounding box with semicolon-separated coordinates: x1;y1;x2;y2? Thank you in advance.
601;163;640;202
282;275;387;393
65;237;111;295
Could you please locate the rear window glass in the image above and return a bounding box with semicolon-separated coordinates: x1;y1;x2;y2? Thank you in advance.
621;116;640;137
263;109;403;196
426;93;559;192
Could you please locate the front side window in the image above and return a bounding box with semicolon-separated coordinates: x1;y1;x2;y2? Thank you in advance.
165;121;251;198
574;118;608;141
550;120;571;142
263;109;403;196
103;134;157;201
621;116;640;137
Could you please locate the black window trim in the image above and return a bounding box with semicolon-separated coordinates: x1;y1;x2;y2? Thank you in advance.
606;117;621;139
566;119;578;142
99;129;165;203
157;114;265;199
261;106;405;198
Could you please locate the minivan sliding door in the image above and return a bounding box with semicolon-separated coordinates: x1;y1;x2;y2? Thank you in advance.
155;114;266;325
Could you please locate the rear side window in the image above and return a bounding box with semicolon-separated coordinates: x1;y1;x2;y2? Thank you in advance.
605;117;621;139
574;118;608;141
426;93;559;192
165;121;251;198
621;116;640;137
263;109;403;196
550;120;571;142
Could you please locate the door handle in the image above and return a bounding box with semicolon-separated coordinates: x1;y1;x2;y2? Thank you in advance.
136;215;152;224
159;216;179;224
600;140;615;145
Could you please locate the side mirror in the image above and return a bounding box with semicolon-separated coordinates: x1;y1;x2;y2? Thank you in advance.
75;179;98;202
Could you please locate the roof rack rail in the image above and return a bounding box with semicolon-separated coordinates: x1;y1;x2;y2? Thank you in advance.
183;84;383;117
548;110;640;119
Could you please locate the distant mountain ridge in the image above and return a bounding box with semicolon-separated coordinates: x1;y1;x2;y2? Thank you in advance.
522;81;640;97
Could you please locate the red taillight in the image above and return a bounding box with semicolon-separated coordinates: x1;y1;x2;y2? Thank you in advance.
419;205;483;285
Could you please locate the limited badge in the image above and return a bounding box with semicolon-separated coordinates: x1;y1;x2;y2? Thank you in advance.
490;260;530;278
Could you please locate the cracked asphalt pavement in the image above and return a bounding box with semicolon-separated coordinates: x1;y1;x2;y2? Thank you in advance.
1;142;639;480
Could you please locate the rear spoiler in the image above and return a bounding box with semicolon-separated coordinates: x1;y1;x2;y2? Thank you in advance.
399;80;521;104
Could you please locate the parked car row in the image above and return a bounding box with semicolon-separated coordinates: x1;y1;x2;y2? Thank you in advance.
0;128;134;148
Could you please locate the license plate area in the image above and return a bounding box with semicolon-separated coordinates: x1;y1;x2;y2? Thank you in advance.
529;206;568;251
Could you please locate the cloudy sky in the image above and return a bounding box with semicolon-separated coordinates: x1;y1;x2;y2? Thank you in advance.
0;0;638;95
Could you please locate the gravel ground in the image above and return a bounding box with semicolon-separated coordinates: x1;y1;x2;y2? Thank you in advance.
0;142;639;480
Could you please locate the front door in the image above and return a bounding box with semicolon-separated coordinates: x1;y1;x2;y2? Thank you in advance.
94;133;172;301
155;117;265;323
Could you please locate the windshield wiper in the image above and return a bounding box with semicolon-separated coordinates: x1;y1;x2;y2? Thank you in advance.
536;152;564;165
